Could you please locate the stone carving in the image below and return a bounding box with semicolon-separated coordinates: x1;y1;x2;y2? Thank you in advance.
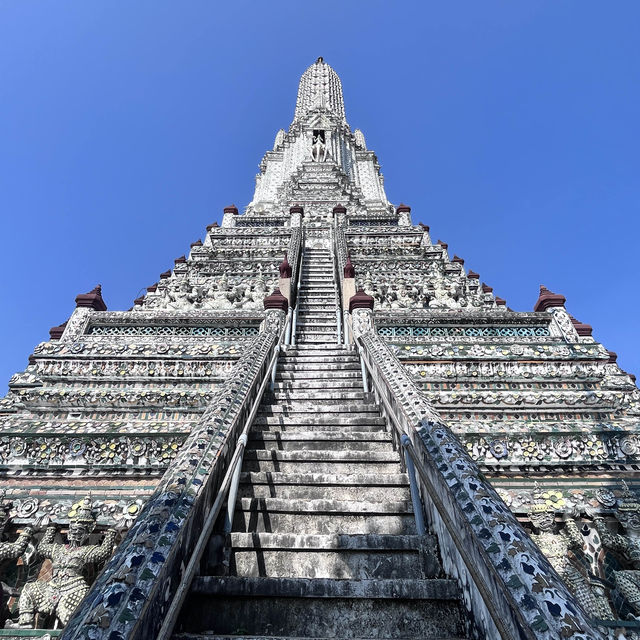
0;493;33;625
594;484;640;617
6;496;116;629
311;133;328;162
142;273;273;312
527;486;615;620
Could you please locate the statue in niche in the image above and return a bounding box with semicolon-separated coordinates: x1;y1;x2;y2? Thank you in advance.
527;487;616;620
594;483;640;618
311;130;327;162
0;495;33;625
6;496;116;629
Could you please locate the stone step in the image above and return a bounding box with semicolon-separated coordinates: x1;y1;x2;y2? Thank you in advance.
232;500;416;534
288;343;354;351
249;430;391;442
229;533;428;579
258;402;378;414
252;415;385;427
276;362;362;380
281;347;353;356
292;326;339;334
181;577;464;638
295;337;340;344
296;315;339;322
297;302;336;307
242;451;400;475
250;423;384;434
268;391;368;402
239;471;409;486
248;434;393;452
279;356;355;365
294;318;336;324
238;479;409;502
271;381;362;390
275;370;362;380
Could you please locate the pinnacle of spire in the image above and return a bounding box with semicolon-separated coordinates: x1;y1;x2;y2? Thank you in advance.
292;58;346;127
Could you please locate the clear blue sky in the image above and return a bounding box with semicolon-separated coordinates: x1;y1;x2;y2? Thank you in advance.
1;1;639;388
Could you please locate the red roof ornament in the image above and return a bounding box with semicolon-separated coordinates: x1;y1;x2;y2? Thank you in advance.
190;239;203;248
570;315;593;336
482;283;493;293
146;284;158;293
495;297;506;306
349;288;374;313
344;255;356;279
133;296;145;306
75;285;107;311
206;222;219;231
436;239;448;250
279;253;292;278
49;321;68;340
174;255;186;264
418;223;430;232
263;287;289;313
452;255;464;265
160;270;171;279
223;204;239;215
533;285;566;312
333;205;347;215
396;203;411;213
467;270;480;280
608;351;618;364
289;205;304;215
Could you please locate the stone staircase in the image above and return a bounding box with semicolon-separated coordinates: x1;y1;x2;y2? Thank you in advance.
174;246;467;639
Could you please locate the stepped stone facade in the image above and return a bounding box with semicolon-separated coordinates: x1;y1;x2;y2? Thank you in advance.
0;58;639;639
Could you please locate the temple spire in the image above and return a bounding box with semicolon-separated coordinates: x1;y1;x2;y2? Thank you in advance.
292;57;347;127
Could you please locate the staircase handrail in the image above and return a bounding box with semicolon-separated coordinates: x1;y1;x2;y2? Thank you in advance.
290;233;304;347
288;226;303;309
329;225;343;345
352;319;603;640
155;310;292;640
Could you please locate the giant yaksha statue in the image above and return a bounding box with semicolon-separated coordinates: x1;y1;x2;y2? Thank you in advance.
594;482;640;618
0;493;32;625
527;486;616;620
6;496;116;629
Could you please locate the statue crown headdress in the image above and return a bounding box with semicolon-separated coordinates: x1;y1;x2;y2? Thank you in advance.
529;482;553;514
618;481;640;513
69;495;96;525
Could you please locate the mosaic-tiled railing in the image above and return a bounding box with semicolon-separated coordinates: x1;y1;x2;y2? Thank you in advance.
87;325;259;338
378;325;551;338
349;218;399;226
352;308;602;640
60;310;286;640
235;217;286;227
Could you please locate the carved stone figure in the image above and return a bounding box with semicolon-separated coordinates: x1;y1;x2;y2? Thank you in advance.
528;488;615;620
311;133;327;162
6;497;116;629
594;484;640;618
0;495;32;624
